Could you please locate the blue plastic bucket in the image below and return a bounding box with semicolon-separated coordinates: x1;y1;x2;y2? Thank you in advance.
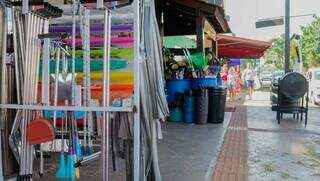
43;111;85;119
166;79;191;104
191;78;217;89
169;107;183;122
183;90;194;124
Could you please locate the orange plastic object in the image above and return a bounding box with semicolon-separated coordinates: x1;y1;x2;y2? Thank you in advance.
26;116;55;145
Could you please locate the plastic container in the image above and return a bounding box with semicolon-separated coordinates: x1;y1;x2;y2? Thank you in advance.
207;87;227;124
183;90;194;124
166;79;191;104
169;107;183;122
191;78;217;89
26;116;54;145
44;111;84;119
194;89;209;125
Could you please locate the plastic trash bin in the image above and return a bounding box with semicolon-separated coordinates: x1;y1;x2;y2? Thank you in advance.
169;107;183;122
194;89;209;125
207;87;227;124
183;89;194;124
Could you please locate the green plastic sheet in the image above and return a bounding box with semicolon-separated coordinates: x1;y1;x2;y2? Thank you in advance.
74;48;134;60
190;53;209;70
39;58;128;74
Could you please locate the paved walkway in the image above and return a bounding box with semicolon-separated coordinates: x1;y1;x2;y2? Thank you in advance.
33;114;233;181
211;105;248;181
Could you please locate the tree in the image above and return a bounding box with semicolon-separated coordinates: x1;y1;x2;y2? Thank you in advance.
264;35;285;70
264;17;320;71
300;17;320;69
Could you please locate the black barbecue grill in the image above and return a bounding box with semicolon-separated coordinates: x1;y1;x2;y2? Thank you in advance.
272;72;309;126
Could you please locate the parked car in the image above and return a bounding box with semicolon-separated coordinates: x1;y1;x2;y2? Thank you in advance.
270;71;285;105
260;71;272;87
307;68;320;105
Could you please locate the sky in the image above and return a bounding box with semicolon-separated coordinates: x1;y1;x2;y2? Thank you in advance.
225;0;320;41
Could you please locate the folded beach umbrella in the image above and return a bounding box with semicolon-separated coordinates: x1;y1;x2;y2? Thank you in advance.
136;0;170;180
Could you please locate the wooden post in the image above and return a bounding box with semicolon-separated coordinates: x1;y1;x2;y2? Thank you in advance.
196;9;204;53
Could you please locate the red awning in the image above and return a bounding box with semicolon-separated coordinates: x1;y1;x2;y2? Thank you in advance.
216;35;272;59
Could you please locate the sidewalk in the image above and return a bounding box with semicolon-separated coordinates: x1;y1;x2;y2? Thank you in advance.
33;112;233;181
212;98;248;181
247;91;320;181
211;90;320;181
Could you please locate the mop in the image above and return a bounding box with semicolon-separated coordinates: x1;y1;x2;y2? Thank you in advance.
55;50;68;179
70;3;82;168
70;0;82;162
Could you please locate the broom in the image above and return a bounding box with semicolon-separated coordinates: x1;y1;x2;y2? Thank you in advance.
55;110;67;179
72;112;80;178
66;111;76;180
73;112;82;160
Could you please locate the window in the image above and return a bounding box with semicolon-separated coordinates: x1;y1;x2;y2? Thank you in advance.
315;71;320;80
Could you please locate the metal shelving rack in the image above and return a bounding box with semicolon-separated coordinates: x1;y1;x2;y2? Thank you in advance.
0;0;141;181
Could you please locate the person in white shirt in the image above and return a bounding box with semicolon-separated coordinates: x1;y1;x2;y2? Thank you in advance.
242;63;256;100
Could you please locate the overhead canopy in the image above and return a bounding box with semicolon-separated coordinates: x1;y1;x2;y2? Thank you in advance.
216;35;272;59
155;0;231;36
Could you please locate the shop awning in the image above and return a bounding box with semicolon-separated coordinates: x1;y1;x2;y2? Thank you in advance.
155;0;231;36
216;35;272;58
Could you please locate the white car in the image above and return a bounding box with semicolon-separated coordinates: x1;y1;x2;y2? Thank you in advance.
307;68;320;105
260;71;272;87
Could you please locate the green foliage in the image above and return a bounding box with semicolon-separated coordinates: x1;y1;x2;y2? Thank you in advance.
301;17;320;68
264;35;285;70
264;17;320;70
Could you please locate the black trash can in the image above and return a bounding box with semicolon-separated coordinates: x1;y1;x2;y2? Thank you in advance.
207;87;227;124
194;89;209;125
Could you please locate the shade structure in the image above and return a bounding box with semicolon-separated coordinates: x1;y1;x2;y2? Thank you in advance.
155;0;231;36
217;34;272;59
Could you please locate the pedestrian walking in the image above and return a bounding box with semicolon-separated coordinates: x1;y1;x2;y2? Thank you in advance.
234;71;242;100
227;67;237;101
221;65;228;87
242;63;256;100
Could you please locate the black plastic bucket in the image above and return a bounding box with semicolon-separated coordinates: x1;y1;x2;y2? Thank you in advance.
194;89;209;125
207;87;227;124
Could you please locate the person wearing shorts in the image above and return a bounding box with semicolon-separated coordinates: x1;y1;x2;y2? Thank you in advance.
246;79;254;89
242;63;256;100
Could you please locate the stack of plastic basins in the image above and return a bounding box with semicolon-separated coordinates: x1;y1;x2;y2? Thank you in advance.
194;89;209;125
207;87;227;124
183;90;194;124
